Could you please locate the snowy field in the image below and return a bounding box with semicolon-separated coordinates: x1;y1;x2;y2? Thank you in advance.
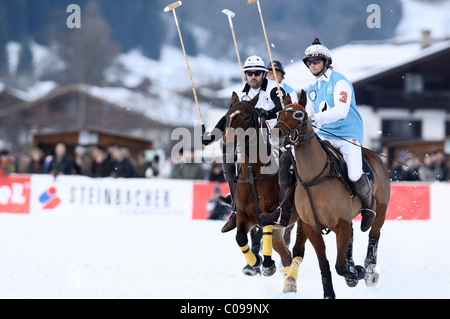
0;212;449;299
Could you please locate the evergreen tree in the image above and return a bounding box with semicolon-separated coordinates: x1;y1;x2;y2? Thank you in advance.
0;1;10;79
57;1;120;85
17;38;34;76
5;0;28;43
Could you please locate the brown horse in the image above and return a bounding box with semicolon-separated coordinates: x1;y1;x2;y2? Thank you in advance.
223;92;305;276
271;91;390;298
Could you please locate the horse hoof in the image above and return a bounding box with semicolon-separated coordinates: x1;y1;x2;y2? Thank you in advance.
283;277;297;293
345;265;365;287
365;264;380;287
345;278;358;288
262;262;276;277
356;265;366;280
242;264;261;276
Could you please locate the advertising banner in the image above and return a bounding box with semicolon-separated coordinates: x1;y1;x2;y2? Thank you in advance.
0;174;441;221
29;175;193;218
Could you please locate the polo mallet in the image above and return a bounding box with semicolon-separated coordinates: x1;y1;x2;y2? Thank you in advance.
222;9;245;85
164;1;203;123
246;0;285;109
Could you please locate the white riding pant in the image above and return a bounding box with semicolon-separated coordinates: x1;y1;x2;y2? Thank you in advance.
320;136;363;182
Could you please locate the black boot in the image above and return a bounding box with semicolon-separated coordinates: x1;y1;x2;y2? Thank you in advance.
260;186;294;227
221;163;237;233
351;174;376;232
221;211;236;233
260;151;294;227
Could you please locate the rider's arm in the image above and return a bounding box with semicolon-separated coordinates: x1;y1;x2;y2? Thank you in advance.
311;80;352;126
266;86;285;119
202;115;226;146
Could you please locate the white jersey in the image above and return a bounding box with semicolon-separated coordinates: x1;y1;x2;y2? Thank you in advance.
239;78;285;130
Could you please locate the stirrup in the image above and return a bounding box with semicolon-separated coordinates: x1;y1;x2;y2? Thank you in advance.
260;207;282;226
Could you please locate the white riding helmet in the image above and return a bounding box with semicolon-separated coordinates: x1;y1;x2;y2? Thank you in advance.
242;55;269;73
302;37;332;65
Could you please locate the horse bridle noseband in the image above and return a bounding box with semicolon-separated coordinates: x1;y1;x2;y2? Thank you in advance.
274;105;315;147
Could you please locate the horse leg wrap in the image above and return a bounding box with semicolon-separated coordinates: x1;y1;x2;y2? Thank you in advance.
262;225;274;257
286;257;303;281
240;244;258;267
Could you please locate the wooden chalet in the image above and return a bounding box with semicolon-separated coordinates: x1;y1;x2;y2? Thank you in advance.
0;84;175;157
352;39;450;162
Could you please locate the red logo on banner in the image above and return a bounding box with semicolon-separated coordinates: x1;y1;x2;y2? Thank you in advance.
0;176;31;214
39;186;61;209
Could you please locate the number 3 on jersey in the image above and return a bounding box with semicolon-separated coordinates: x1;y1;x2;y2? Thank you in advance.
339;91;348;103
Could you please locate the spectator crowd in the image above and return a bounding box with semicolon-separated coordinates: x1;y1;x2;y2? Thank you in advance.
388;150;450;182
0;142;224;181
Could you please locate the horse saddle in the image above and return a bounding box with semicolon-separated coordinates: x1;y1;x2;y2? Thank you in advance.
319;139;375;197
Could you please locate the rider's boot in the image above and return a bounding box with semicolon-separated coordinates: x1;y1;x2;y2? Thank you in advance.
260;151;294;227
260;185;294;227
221;163;237;233
351;174;376;232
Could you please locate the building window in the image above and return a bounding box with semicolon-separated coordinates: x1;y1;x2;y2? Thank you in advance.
382;120;422;141
404;73;424;94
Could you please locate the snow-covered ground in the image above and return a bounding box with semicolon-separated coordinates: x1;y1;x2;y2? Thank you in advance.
0;212;448;299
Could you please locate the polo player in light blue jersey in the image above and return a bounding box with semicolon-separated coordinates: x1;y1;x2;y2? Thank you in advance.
261;37;376;232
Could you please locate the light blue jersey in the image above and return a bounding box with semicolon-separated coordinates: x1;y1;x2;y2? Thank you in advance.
307;70;363;143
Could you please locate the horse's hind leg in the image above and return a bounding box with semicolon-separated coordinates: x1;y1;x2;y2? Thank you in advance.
364;202;387;287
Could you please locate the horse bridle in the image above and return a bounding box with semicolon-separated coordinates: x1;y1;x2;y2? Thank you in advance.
274;104;315;147
224;101;277;223
275;104;332;235
225;101;268;152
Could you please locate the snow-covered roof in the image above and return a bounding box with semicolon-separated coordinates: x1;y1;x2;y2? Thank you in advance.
394;0;450;42
84;84;210;127
0;81;57;102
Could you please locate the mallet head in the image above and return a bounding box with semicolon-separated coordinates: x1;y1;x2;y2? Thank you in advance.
164;1;182;12
222;9;235;18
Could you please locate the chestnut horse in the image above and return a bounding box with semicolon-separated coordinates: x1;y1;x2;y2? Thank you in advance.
223;92;306;277
271;91;390;298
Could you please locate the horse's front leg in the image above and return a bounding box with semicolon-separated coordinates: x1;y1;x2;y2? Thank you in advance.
283;221;306;293
335;220;366;287
302;223;335;299
236;221;261;274
242;227;262;276
261;223;277;276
